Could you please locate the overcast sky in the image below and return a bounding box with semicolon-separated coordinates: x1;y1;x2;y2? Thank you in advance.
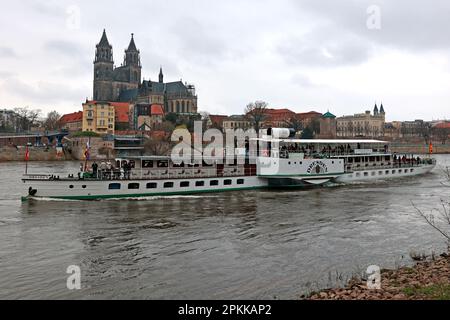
1;0;450;121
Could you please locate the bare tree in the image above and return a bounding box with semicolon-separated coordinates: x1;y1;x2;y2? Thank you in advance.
412;200;450;245
284;116;303;134
44;111;61;131
13;107;41;132
144;121;175;156
244;100;268;133
143;134;172;156
432;127;450;145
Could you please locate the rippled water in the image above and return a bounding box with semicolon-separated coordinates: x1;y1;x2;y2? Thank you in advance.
0;156;450;299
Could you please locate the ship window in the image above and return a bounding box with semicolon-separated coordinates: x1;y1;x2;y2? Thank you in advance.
196;181;205;187
128;183;140;189
398;169;402;173
392;170;396;174
82;185;87;189
378;171;382;175
288;162;291;165
69;185;74;189
180;181;190;187
108;183;121;190
356;173;360;177
411;169;414;172
210;180;219;186
146;182;157;189
364;172;368;176
164;182;174;188
385;170;389;174
371;171;376;176
385;156;390;161
224;179;232;185
237;179;244;185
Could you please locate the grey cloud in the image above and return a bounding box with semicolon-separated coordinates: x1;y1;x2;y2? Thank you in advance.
169;17;228;65
2;77;87;104
0;46;18;58
295;0;450;52
278;25;373;67
291;74;318;88
43;40;91;75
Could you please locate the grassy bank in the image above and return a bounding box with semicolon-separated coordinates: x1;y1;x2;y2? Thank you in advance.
305;254;450;300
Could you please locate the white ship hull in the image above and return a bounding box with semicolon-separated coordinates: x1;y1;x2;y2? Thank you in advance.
334;163;435;183
23;175;267;200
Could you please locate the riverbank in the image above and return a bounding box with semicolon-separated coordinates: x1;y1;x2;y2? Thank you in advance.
0;146;70;161
390;142;450;154
305;253;450;300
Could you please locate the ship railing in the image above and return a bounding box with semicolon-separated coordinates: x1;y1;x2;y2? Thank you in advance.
22;174;53;180
346;160;432;172
124;167;247;180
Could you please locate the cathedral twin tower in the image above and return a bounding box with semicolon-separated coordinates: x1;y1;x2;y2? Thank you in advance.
93;29;147;101
93;29;197;114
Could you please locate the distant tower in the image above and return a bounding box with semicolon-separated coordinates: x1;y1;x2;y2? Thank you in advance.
93;29;114;101
123;33;141;84
159;66;164;83
380;103;385;114
373;103;379;115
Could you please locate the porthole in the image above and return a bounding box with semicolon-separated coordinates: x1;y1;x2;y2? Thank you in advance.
69;185;74;189
82;185;87;189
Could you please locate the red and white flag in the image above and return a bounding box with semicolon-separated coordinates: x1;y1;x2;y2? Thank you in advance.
25;145;30;161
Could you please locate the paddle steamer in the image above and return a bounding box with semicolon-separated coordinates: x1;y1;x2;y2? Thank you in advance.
22;129;436;200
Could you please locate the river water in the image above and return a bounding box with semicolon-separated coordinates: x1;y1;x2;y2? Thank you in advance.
0;155;449;299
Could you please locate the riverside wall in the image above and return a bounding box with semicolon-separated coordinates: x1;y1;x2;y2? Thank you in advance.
390;142;450;154
0;146;69;161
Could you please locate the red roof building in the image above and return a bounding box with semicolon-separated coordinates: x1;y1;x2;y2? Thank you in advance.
59;111;83;132
297;111;323;126
264;108;296;127
208;114;228;129
150;104;164;116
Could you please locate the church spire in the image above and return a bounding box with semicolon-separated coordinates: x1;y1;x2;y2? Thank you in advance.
380;102;385;114
95;29;113;63
159;66;164;83
373;102;379;115
98;29;110;47
124;33;140;67
127;33;137;51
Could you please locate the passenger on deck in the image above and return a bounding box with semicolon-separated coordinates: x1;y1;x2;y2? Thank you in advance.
99;161;106;179
91;162;98;178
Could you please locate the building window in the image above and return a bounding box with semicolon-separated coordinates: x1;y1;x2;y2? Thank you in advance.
146;182;157;189
164;182;174;188
128;183;140;189
109;183;121;190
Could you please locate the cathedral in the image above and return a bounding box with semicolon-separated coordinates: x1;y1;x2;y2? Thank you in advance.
93;29;197;114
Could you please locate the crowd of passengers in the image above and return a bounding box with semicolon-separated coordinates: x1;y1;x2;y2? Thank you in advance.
279;143;389;158
77;160;135;180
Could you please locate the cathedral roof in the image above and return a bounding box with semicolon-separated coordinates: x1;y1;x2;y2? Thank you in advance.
118;89;139;102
